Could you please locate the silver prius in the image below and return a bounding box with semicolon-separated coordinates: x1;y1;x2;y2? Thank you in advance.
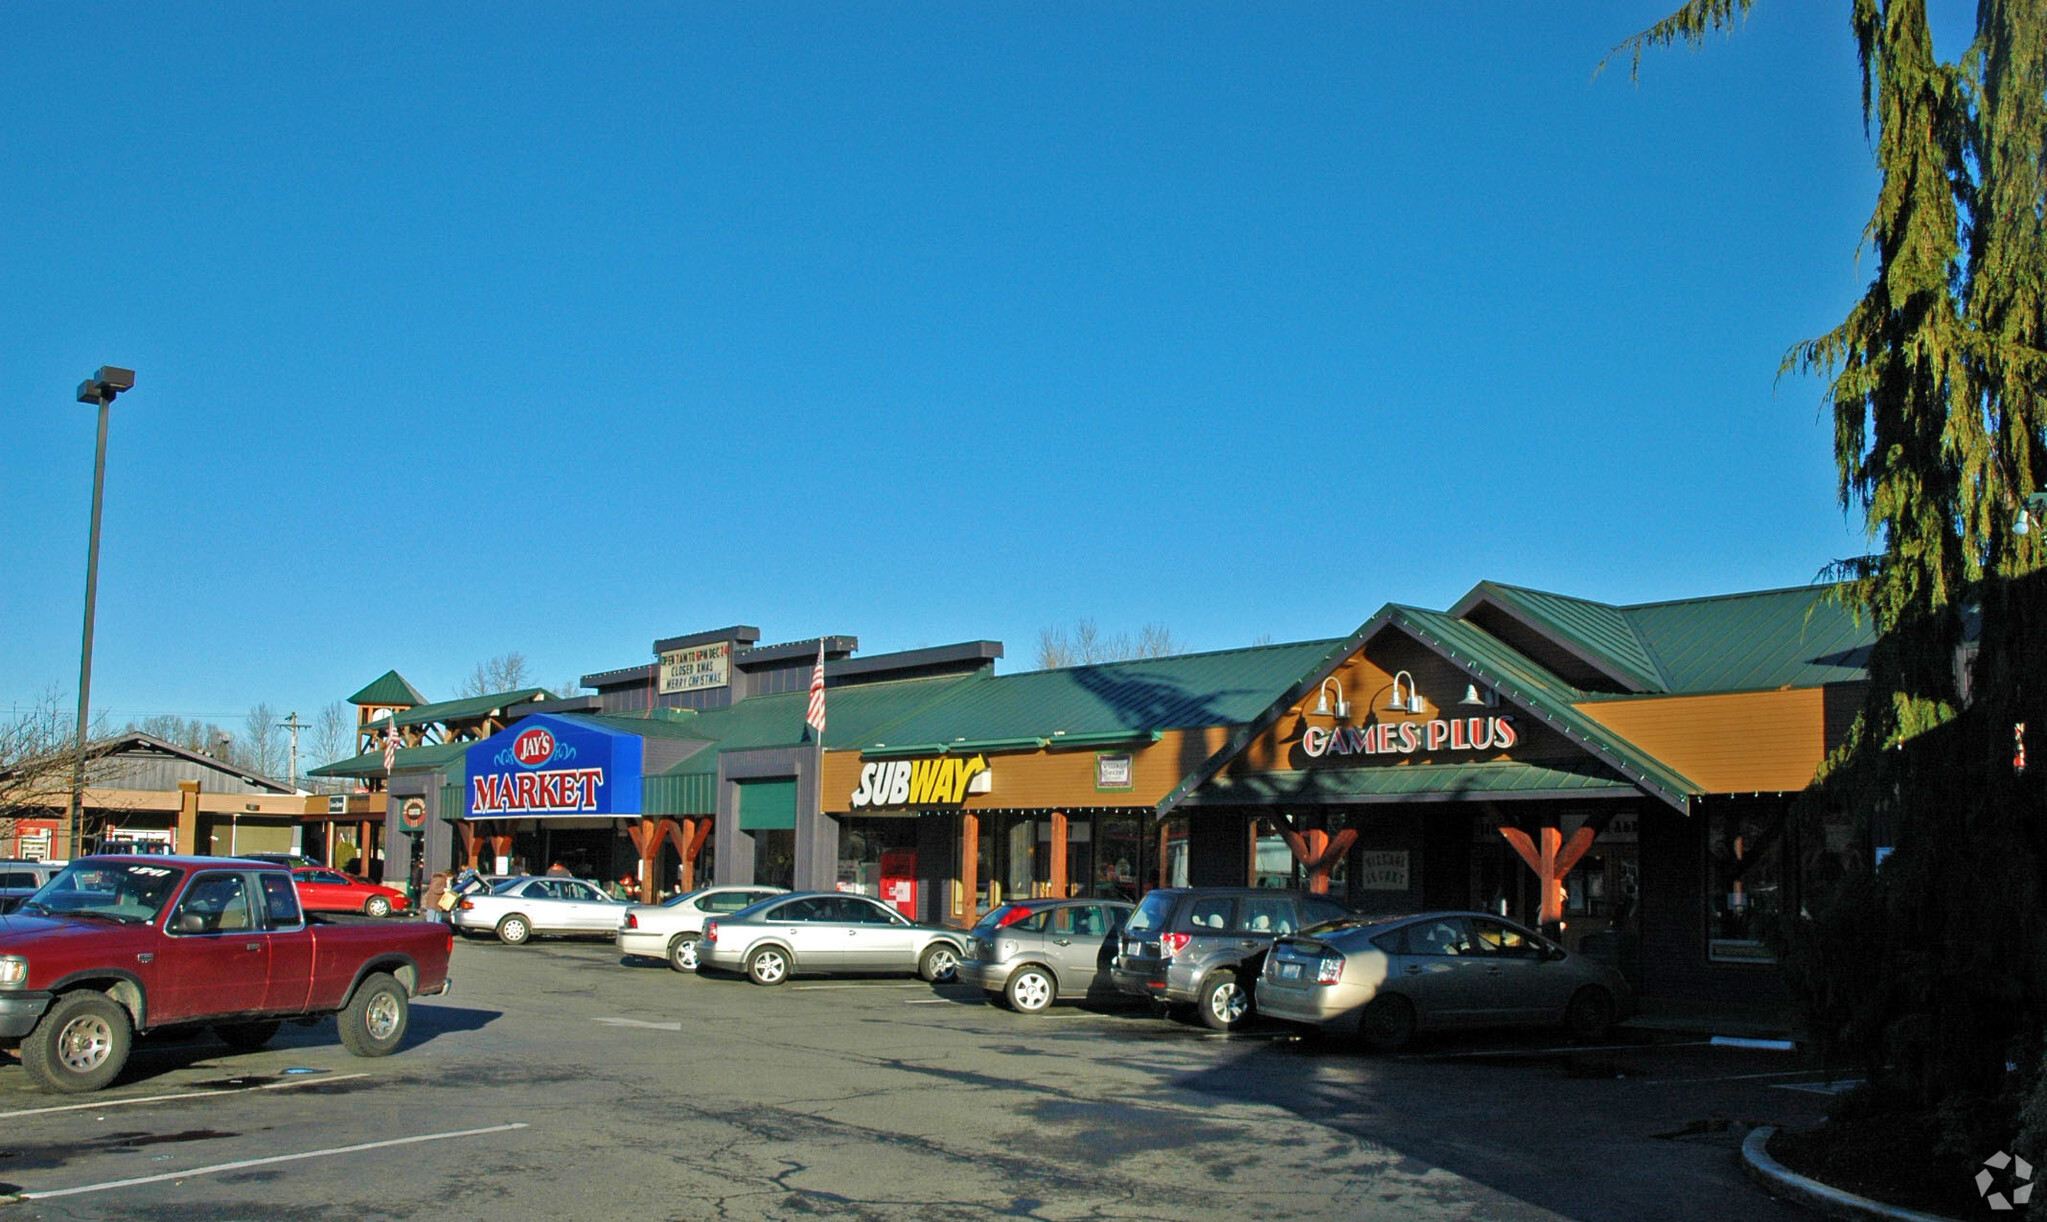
696;891;968;986
956;898;1135;1013
1255;911;1634;1051
616;885;788;972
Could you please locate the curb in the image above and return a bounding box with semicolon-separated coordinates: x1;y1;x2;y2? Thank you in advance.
1740;1126;1964;1222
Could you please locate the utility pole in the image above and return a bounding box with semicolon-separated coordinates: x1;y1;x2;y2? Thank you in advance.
280;711;306;791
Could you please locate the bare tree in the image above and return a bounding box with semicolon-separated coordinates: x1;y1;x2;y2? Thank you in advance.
312;701;351;766
2;687;113;843
460;652;531;698
244;703;283;779
1034;619;1184;669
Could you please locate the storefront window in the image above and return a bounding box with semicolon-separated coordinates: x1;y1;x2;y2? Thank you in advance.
755;829;795;891
837;818;917;897
1095;816;1142;902
1708;805;1784;963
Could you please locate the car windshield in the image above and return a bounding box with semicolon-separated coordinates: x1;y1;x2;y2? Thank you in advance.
1124;890;1175;935
20;861;186;923
970;904;1035;935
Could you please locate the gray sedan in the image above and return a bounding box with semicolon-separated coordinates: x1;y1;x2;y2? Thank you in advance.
1255;910;1635;1051
696;892;967;986
957;898;1134;1013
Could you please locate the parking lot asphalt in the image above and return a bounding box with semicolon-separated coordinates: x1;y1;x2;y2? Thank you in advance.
0;933;1840;1220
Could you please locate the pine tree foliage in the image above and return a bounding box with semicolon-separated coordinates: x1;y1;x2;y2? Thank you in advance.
1626;0;2047;1132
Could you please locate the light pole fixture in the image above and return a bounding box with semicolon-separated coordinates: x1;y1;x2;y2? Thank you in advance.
67;365;135;861
2013;492;2047;535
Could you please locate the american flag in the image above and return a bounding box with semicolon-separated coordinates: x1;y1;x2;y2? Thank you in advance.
382;722;399;775
805;643;827;738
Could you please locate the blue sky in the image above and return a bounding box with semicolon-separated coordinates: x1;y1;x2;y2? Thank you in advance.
0;3;1976;740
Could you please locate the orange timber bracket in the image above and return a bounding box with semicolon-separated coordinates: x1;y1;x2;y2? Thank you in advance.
1498;824;1598;927
1264;813;1358;895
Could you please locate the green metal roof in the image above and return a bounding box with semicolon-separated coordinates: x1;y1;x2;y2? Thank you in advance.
1184;758;1641;805
389;688;554;729
1617;585;1872;694
1457;582;1873;697
306;740;471;779
852;640;1347;752
348;670;426;707
648;675;981;777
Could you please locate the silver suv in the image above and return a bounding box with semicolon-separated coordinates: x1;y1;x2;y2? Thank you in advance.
1111;887;1350;1030
0;861;62;915
957;897;1135;1013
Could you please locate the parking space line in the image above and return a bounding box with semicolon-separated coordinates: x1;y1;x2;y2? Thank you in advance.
1407;1041;1712;1060
791;983;928;991
592;1017;684;1031
7;1122;530;1201
0;1073;372;1120
1641;1069;1835;1086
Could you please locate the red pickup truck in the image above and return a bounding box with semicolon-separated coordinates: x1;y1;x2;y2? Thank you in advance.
0;855;452;1093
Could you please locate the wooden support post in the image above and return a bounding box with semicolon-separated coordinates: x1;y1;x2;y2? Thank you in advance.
664;818;710;891
959;812;979;923
175;780;201;856
1157;822;1171;889
455;821;478;869
1270;815;1357;895
1498;824;1597;928
1048;812;1068;898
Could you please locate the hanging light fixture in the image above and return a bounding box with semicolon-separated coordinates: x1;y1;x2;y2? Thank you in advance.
1459;684;1497;707
1312;677;1351;720
1387;670;1424;715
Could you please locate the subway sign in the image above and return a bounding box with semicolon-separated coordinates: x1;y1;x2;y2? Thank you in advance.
851;755;991;810
466;715;643;818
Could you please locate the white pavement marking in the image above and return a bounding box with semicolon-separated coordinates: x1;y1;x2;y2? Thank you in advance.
10;1122;530;1201
902;998;955;1005
0;1074;372;1120
1642;1069;1837;1086
791;982;928;990
1773;1077;1864;1094
592;1017;684;1031
1407;1040;1711;1060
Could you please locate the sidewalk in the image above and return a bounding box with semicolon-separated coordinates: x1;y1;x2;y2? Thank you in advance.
1620;995;1798;1042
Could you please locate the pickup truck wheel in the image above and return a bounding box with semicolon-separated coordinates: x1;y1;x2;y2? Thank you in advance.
337;972;408;1057
918;943;960;983
363;895;393;918
496;914;532;945
23;991;132;1093
746;946;790;985
1197;970;1253;1031
216;1020;281;1051
668;935;700;973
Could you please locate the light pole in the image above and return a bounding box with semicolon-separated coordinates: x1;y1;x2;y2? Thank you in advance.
67;366;135;861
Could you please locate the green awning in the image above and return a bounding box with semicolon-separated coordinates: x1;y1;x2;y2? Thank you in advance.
1183;759;1642;806
737;779;797;831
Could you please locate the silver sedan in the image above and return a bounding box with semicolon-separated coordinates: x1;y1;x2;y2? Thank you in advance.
616;885;787;971
1255;910;1635;1051
697;892;967;986
451;876;629;945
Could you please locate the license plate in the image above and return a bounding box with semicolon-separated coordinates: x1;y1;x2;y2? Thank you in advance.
1279;961;1302;980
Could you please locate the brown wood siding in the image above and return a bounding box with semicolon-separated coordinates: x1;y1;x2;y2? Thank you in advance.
1233;635;1583;774
820;726;1232;814
1574;689;1828;794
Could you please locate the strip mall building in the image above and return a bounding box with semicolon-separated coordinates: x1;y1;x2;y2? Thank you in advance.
311;581;1871;1008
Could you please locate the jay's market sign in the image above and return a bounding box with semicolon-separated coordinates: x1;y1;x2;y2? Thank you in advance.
1302;716;1518;759
465;715;643;818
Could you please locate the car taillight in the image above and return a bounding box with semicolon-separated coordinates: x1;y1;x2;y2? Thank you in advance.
623;913;638;929
1316;957;1344;985
1160;932;1191;958
703;920;718;944
459;898;474;910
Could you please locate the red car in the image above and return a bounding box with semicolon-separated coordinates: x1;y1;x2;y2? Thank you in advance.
290;867;409;917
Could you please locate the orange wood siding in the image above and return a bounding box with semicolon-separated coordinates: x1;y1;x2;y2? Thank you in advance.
1233;636;1579;774
820;726;1232;814
1573;688;1828;793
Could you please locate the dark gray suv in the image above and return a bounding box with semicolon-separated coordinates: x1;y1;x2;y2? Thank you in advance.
0;861;61;914
1111;887;1350;1030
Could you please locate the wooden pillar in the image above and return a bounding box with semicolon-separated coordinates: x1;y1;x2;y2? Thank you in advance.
1499;824;1597;928
1157;822;1171;889
664;818;710;892
1267;814;1357;895
1047;812;1068;898
175;780;201;856
959;812;979;923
